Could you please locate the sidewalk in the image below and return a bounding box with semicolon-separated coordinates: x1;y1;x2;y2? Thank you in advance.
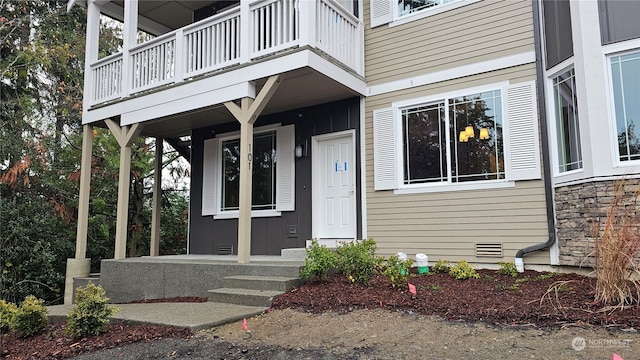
48;302;267;331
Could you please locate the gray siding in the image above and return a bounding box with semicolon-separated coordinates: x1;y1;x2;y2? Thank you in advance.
189;98;361;255
364;0;535;85
598;0;640;45
543;0;574;69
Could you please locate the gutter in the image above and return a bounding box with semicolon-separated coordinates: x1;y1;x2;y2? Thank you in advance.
515;0;557;272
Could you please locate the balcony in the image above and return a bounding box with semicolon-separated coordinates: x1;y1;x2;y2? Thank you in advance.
87;0;364;113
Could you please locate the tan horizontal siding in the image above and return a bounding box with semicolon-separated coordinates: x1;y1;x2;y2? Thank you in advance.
364;0;535;85
363;62;549;265
365;64;537;110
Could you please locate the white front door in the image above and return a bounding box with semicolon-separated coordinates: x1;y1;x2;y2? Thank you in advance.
313;131;356;239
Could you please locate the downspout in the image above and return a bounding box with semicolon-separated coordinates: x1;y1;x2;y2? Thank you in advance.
515;0;556;272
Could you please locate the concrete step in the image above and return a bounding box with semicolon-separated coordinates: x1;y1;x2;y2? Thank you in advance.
226;263;303;278
223;275;300;292
280;248;306;261
207;288;284;307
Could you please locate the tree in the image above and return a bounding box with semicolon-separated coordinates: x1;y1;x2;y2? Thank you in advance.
1;0;190;304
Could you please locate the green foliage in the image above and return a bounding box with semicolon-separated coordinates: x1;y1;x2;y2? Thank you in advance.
10;295;48;337
0;300;18;331
431;260;450;274
497;262;518;277
535;273;556;281
65;283;120;339
335;239;380;285
448;261;480;280
381;255;414;288
0;1;189;305
300;240;338;280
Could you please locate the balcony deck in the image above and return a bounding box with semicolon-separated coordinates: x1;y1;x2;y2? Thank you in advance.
85;0;364;136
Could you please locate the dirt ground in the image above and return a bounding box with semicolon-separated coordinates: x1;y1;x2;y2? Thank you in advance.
69;308;638;359
4;269;640;359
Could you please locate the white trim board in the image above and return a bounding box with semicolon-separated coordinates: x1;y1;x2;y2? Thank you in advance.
366;51;535;97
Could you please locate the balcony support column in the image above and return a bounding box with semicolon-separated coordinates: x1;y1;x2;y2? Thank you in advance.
64;124;94;304
224;75;281;263
150;137;162;256
105;120;144;260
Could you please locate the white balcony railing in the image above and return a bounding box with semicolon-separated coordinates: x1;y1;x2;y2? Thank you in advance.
88;0;363;107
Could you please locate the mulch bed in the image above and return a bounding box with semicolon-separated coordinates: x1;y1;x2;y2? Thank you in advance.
3;269;640;359
1;323;191;360
272;269;640;329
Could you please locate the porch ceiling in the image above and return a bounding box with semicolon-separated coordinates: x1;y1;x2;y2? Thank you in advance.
111;0;215;30
132;68;361;138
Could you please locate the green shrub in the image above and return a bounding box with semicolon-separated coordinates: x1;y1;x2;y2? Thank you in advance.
10;295;48;337
497;262;518;277
335;239;380;285
65;283;120;339
381;255;414;288
431;259;450;274
300;239;339;281
449;261;480;280
1;299;18;331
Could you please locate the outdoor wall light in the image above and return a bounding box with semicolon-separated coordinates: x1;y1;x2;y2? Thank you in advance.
295;144;303;158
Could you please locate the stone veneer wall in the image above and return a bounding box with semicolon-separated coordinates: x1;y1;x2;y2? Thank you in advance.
554;178;640;267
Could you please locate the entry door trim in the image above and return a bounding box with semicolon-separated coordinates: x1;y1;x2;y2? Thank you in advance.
311;130;357;240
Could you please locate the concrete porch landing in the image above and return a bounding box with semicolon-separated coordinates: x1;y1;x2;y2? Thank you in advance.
87;253;304;304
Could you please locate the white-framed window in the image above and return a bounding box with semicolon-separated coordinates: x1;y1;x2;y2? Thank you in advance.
221;130;277;211
370;0;478;28
373;82;541;193
397;0;459;17
202;124;295;218
401;90;504;185
610;50;640;163
551;68;582;172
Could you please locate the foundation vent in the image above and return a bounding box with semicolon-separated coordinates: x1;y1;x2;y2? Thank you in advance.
217;244;233;255
475;243;503;257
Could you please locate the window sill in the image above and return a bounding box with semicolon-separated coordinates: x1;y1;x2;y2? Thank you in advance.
213;210;282;220
393;180;515;195
390;0;481;28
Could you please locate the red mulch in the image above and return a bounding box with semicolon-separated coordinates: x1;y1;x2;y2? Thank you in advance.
272;269;640;329
1;323;191;360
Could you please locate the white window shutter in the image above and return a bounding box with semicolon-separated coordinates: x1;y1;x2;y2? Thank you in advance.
202;138;218;216
373;107;398;190
504;81;542;181
276;125;295;211
370;0;393;28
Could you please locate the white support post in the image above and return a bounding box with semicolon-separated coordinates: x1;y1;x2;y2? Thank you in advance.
82;0;101;111
239;0;251;63
150;137;162;256
105;120;144;260
174;29;184;83
64;124;94;304
122;0;139;97
298;0;316;48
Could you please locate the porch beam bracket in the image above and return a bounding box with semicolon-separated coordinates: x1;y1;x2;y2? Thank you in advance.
104;119;144;260
223;75;281;264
